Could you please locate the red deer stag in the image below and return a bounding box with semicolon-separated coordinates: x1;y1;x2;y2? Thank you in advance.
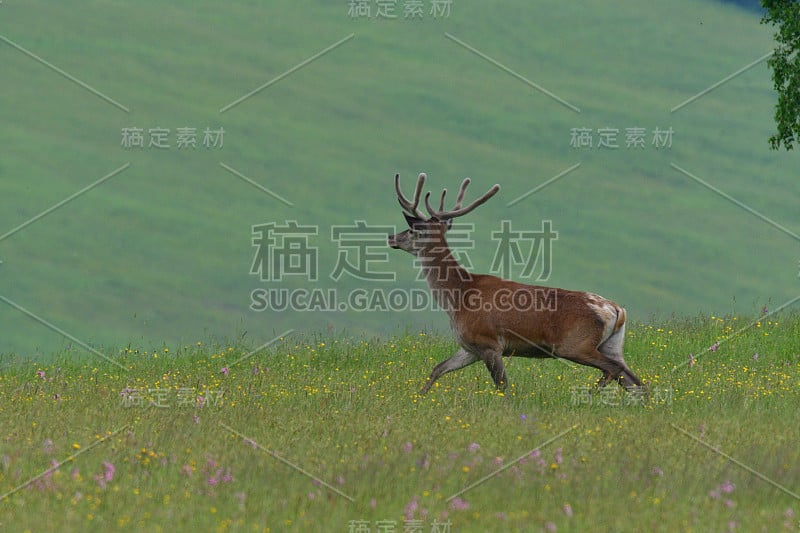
388;173;643;394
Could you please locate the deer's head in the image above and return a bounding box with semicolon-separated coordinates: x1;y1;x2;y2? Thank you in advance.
388;173;500;257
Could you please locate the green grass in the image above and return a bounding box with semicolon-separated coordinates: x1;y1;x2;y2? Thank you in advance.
1;1;799;354
1;315;799;532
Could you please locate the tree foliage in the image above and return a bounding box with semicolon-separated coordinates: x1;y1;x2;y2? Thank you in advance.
761;0;800;150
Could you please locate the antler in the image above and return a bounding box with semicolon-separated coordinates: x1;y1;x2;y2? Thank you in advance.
395;173;427;219
424;178;500;221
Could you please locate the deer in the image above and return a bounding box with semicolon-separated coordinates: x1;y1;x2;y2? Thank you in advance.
388;172;644;395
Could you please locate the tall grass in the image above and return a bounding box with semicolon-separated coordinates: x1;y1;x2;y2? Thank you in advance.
1;314;798;532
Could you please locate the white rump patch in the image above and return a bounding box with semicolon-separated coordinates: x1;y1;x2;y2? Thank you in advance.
584;292;618;343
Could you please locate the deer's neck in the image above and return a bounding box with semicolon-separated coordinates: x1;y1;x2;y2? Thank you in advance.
418;238;471;293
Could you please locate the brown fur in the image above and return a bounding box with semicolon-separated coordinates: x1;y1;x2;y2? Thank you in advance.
389;173;643;394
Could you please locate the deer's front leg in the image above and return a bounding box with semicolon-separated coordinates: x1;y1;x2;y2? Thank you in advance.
419;348;479;394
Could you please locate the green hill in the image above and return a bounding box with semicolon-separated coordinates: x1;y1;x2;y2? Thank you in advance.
1;0;797;355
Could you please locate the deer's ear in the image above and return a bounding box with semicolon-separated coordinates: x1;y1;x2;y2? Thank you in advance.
403;212;425;229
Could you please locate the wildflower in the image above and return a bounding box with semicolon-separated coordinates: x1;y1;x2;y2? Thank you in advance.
220;367;229;376
467;442;480;452
709;342;720;353
563;503;573;517
94;461;115;489
207;467;231;486
404;496;419;520
449;497;469;511
103;461;115;482
402;442;413;453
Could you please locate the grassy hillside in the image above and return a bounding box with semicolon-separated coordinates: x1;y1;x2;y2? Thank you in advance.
1;1;798;354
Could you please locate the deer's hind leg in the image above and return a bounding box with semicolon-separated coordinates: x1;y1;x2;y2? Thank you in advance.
597;323;643;389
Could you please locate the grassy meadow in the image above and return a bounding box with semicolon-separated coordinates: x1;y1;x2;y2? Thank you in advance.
1;314;799;532
2;1;800;532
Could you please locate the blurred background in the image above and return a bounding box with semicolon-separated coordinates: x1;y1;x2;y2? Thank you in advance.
1;0;796;356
